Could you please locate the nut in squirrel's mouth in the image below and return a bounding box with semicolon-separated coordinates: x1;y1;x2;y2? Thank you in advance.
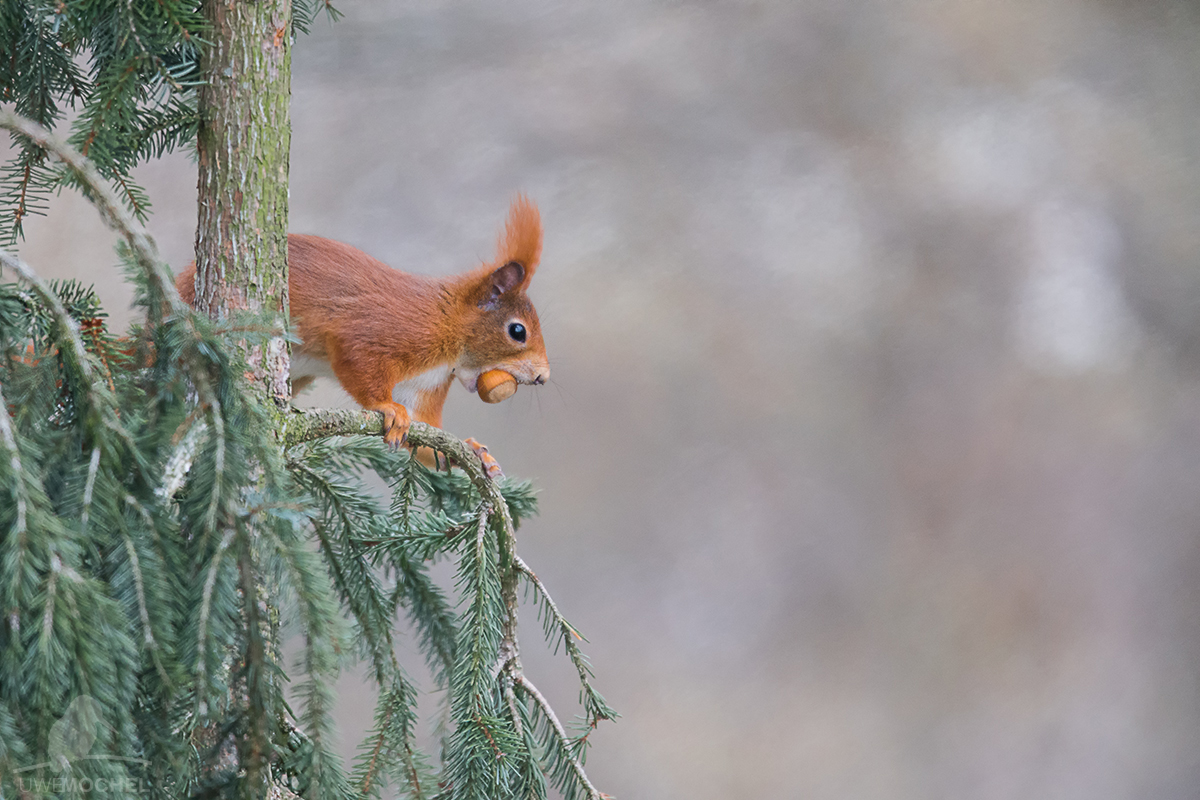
457;367;547;393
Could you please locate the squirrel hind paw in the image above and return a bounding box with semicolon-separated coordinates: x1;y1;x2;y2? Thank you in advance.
464;437;504;479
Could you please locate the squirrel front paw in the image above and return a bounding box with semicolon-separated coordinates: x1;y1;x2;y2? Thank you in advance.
369;401;412;451
464;437;504;479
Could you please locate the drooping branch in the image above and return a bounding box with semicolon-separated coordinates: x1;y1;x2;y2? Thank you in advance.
1;107;610;800
0;110;231;438
0;110;186;317
0;248;147;479
284;409;606;798
515;673;604;800
0;249;101;391
0;382;29;539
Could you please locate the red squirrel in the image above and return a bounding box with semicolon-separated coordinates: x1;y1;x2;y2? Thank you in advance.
176;197;549;472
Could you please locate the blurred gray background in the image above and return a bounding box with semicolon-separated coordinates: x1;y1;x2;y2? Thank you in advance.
14;0;1200;796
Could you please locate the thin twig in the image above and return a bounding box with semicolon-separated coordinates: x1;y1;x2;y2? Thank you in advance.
0;248;144;472
502;675;524;739
120;528;171;686
359;702;393;797
514;674;603;800
158;415;207;500
13;160;32;235
0;381;28;538
196;527;236;716
515;554;614;731
80;446;101;535
0;110;182;313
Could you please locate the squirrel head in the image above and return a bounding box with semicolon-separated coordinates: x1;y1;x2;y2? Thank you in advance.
454;196;550;390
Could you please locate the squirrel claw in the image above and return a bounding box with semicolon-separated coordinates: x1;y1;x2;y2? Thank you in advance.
464;437;504;479
383;424;409;451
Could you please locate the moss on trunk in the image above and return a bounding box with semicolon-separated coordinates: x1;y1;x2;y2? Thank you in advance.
194;0;293;407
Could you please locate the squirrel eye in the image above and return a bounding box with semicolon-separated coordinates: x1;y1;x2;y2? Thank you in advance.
507;322;527;343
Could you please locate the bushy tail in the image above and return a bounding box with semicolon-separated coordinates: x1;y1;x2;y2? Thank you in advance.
175;263;197;305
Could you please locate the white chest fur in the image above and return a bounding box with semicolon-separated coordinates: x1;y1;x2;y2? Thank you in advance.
393;364;455;411
291;354;455;410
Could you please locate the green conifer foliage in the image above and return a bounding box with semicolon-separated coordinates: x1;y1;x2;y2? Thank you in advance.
0;5;614;796
0;0;201;241
0;0;337;243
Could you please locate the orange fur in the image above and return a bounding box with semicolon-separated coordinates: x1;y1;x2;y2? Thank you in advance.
498;194;542;289
175;198;550;452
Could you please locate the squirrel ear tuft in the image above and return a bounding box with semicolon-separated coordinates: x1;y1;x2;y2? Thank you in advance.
497;195;541;289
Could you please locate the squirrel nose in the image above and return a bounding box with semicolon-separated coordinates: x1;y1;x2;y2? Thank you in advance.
533;370;548;386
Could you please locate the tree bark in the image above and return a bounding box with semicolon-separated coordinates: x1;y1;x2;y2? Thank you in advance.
194;0;292;406
192;4;293;797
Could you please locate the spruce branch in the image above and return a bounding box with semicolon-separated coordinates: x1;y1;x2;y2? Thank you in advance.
514;674;604;800
0;113;227;431
516;555;617;731
289;462;398;674
80;445;101;535
288;450;430;798
0;110;186;317
0;250;129;421
197;527;237;716
114;492;180;696
0;95;614;800
119;527;171;684
390;548;458;686
283;412;514;532
237;529;271;796
0;382;28;539
281;408;386;446
284;410;612;799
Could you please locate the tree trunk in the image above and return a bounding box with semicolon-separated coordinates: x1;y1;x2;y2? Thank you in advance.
192;3;292;797
194;0;292;406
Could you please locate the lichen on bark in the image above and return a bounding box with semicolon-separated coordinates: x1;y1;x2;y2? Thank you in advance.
194;0;293;408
